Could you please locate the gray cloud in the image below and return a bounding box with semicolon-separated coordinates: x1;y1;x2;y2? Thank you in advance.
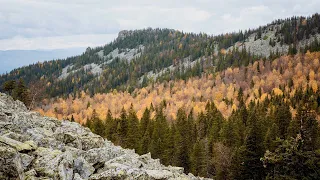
0;0;319;50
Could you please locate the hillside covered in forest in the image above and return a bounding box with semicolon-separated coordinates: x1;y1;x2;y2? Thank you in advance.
1;14;320;99
1;13;320;179
37;52;320;122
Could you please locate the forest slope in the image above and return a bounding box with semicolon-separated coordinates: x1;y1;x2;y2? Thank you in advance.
1;14;320;100
1;14;320;180
37;51;320;123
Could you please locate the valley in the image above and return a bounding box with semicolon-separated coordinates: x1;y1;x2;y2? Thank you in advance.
1;13;320;179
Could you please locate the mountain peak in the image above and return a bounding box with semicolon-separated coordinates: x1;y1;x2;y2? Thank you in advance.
118;30;131;40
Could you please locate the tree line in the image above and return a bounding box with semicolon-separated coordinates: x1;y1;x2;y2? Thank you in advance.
83;87;320;179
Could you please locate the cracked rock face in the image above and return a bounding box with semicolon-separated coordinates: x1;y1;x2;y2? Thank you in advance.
0;93;209;180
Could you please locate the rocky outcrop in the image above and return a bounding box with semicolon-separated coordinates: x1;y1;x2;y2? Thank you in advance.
0;93;208;180
118;30;132;40
226;24;320;58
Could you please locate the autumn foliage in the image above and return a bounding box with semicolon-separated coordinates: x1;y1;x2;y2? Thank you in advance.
37;52;320;123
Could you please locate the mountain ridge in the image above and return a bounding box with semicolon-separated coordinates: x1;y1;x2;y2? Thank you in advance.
1;14;320;100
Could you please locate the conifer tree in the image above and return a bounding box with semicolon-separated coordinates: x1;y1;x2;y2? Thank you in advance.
262;136;320;179
264;123;280;152
237;112;265;179
207;102;224;143
296;106;320;150
197;112;207;139
274;103;291;139
13;78;31;107
2;80;16;96
162;124;175;165
238;89;248;126
105;109;115;141
174;108;191;172
89;109;105;137
70;115;75;122
118;107;128;146
150;107;168;160
140;108;151;137
126;104;140;150
92;109;98;119
188;109;197;146
191;139;207;177
93;117;105;137
139;125;151;155
220;119;236;147
228;111;246;148
85;117;92;130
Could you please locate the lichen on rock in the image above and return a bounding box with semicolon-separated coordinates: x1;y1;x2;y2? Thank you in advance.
0;93;210;179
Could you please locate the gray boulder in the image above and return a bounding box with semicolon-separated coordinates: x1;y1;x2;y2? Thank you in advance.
0;93;210;180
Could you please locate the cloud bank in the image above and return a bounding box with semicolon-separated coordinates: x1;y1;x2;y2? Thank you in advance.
0;0;319;50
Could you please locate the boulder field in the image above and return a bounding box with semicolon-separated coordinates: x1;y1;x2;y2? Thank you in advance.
0;93;209;180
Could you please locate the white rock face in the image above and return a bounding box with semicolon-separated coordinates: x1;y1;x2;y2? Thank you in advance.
99;45;145;64
83;63;103;76
59;63;102;80
59;45;144;80
226;24;320;57
96;50;105;60
0;93;209;180
59;64;74;80
139;56;201;84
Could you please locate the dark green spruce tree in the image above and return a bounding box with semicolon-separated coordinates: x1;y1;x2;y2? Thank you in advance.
126;104;141;150
174;108;191;172
150;107;168;160
236;111;265;179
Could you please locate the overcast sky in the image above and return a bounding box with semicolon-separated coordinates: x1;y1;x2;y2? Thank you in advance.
1;0;320;50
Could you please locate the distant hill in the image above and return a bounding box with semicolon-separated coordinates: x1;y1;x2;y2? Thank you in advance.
0;48;85;74
1;14;320;99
